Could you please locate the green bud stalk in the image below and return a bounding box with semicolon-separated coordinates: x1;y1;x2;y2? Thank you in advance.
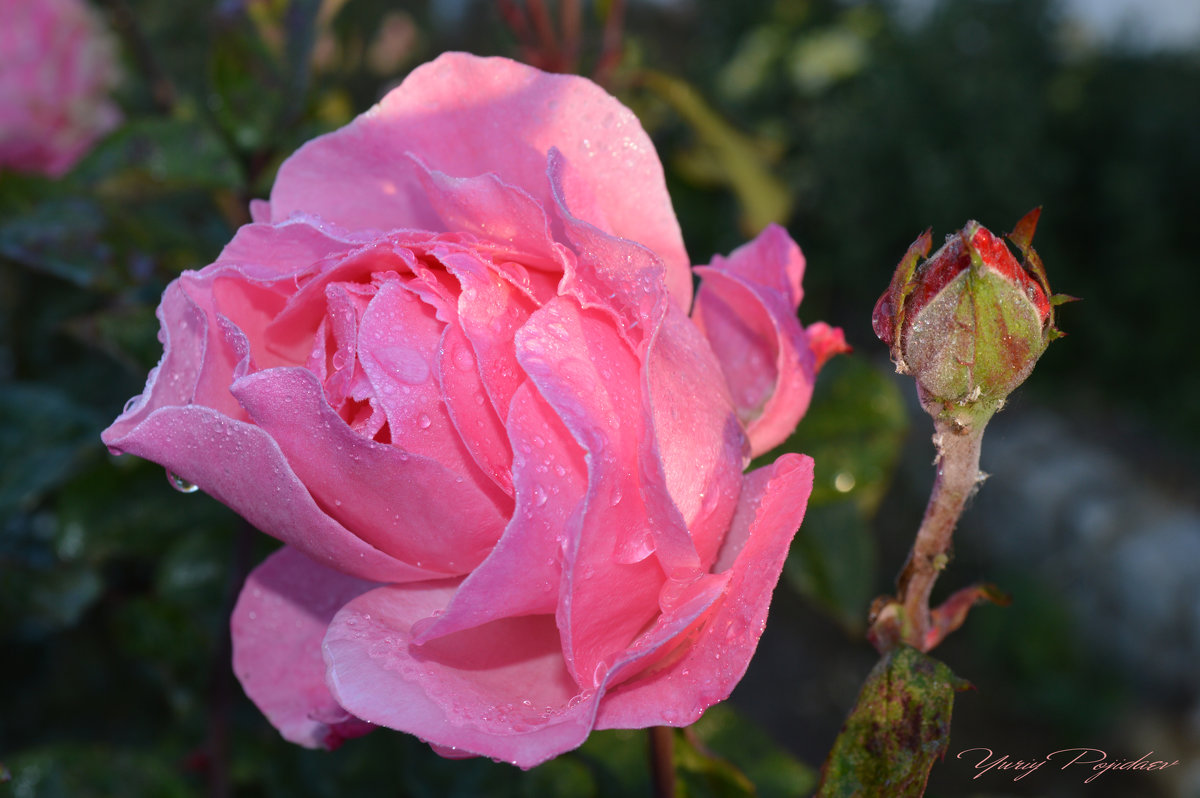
868;210;1070;652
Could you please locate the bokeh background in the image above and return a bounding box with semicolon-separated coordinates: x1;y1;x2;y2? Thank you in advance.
2;0;1198;796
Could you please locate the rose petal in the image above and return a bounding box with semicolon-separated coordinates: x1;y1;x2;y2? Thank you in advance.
411;156;567;274
548;148;667;346
231;546;375;749
412;381;587;643
100;404;419;583
432;245;538;425
268;52;691;310
436;322;514;494
595;453;814;728
709;223;806;309
230;366;509;574
323;583;597;769
694;226;821;456
645;301;747;570
103;280;208;441
517;297;698;686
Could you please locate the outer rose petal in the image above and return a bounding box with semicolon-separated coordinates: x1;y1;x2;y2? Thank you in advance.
267;52;692;310
231;367;509;573
100;404;421;584
595;453;814;728
694;225;826;456
231;546;375;749
323;583;596;769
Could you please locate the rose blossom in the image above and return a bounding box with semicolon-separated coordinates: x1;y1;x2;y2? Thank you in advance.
0;0;122;177
102;52;845;767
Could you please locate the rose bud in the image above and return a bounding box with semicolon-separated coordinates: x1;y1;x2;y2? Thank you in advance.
103;53;842;767
872;210;1068;428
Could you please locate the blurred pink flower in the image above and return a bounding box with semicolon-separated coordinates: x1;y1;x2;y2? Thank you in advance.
0;0;122;177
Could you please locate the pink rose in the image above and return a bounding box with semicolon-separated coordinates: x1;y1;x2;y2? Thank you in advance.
103;53;844;767
0;0;122;177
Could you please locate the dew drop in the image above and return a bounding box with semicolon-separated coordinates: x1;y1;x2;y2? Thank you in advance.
382;346;431;384
418;413;432;429
166;470;199;493
532;484;548;507
452;346;476;372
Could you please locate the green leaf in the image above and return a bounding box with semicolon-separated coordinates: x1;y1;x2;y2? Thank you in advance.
75;117;244;192
763;355;906;630
785;501;876;633
764;354;907;512
0;198;113;287
2;743;196;798
683;703;818;798
0;383;105;514
816;646;969;798
637;70;793;235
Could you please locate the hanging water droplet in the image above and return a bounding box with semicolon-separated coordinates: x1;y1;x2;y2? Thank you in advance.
166;470;199;493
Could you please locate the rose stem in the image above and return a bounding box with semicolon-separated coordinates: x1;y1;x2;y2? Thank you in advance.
648;726;676;798
594;0;625;87
896;417;985;650
560;0;581;70
524;0;563;71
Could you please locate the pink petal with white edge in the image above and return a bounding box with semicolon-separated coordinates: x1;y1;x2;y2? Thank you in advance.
517;297;694;687
436;322;514;494
268;52;691;310
595;453;814;729
231;546;376;749
248;198;271;223
411;157;567;274
213;216;362;278
548;149;667;346
231;366;508;574
323;583;597;769
694;226;821;457
101;404;422;584
645;301;747;571
103;280;208;441
412;381;587;644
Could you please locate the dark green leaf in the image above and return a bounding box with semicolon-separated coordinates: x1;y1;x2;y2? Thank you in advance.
0;198;112;287
0;383;105;513
817;646;969;798
785;501;876;633
684;703;818;798
3;743;197;798
75;117;244;192
763;354;907;513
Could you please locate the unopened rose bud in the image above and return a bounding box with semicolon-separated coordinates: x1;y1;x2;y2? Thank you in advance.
872;209;1069;428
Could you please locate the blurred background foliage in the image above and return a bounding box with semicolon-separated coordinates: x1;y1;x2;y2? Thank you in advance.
2;0;1198;796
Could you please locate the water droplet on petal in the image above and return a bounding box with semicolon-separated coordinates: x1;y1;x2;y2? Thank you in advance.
532;484;548;507
166;470;199;493
452;346;476;372
418;413;432;429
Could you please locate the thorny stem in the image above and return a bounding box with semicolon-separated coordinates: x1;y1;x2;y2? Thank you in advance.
649;726;676;798
894;417;985;650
